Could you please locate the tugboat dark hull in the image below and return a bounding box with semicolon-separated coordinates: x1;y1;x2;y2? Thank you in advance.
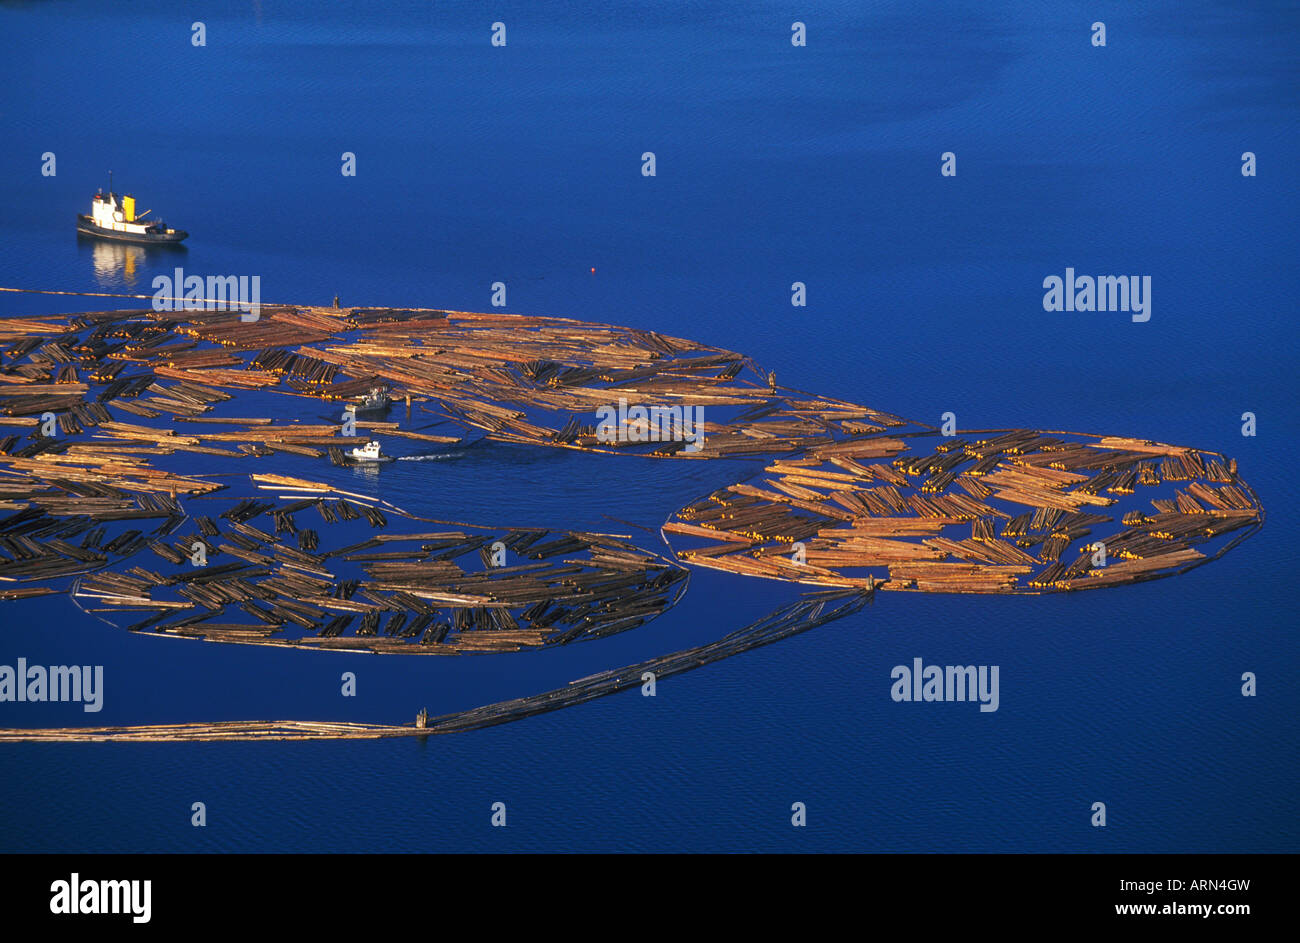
347;403;392;420
76;215;188;244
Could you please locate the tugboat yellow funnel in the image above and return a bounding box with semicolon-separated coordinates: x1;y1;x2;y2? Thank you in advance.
122;195;136;222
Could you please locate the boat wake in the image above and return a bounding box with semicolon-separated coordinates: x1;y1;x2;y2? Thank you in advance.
397;452;467;462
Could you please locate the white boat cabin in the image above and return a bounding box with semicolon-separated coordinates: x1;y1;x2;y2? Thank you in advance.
350;440;384;460
90;191;154;236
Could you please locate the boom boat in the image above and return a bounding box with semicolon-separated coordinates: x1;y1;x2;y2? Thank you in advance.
345;387;392;419
347;440;394;464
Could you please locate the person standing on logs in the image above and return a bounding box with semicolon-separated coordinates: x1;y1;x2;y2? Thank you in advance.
767;370;777;392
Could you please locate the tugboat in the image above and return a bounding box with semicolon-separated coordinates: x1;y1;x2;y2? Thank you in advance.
76;172;188;244
345;386;392;419
347;440;394;464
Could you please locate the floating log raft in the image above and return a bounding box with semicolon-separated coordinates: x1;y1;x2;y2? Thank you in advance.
0;589;869;742
5;305;932;467
663;428;1263;594
75;492;689;654
0;304;1265;614
0;299;1269;749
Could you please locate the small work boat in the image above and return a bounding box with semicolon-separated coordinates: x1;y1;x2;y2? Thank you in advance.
347;440;394;464
345;386;392;419
76;173;188;245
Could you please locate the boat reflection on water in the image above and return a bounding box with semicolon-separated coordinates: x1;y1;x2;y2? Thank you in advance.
349;461;382;482
77;232;186;289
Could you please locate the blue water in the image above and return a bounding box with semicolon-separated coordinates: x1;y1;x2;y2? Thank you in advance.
0;1;1296;852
